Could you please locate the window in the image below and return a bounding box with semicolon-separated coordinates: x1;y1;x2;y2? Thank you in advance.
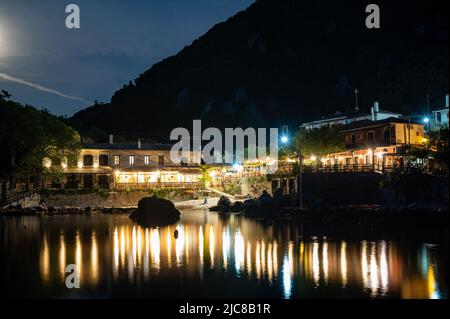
158;155;165;165
129;155;135;166
144;156;150;165
367;131;375;144
114;155;120;165
99;155;109;166
437;112;442;123
383;128;390;141
83;155;93;167
351;134;356;145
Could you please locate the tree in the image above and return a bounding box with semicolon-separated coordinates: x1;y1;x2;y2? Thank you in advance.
294;126;345;159
0;97;81;186
198;164;213;189
0;90;11;100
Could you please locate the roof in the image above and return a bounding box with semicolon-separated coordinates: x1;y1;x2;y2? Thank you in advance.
82;143;174;151
300;108;402;127
118;166;201;174
341;117;423;132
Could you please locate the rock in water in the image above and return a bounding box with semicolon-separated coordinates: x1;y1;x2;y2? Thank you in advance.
217;196;232;212
258;190;273;210
130;196;181;227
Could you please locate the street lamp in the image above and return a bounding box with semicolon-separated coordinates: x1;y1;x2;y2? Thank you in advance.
281;135;289;144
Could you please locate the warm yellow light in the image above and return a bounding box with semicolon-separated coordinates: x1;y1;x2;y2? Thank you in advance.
310;155;317;161
61;163;67;169
422;138;428;144
77;162;83;168
209;170;217;177
43;158;51;168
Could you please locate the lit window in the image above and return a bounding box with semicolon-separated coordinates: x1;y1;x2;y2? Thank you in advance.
129;155;135;166
144;156;150;165
114;155;120;165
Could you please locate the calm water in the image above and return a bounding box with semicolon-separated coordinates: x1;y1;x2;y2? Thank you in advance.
0;211;448;299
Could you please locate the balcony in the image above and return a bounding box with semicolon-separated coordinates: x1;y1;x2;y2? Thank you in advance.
115;182;202;190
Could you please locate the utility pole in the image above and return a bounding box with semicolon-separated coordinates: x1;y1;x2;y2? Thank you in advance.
298;145;303;210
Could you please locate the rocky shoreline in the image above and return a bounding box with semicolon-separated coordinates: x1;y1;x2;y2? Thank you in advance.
0;204;136;215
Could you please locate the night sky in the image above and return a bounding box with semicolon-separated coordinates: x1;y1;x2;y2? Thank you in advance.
0;0;254;116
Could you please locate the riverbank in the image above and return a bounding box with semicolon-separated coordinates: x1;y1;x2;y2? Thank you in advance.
0;196;223;216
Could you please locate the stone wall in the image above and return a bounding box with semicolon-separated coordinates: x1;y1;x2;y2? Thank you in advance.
301;172;384;206
41;189;198;208
7;192;41;208
272;172;384;206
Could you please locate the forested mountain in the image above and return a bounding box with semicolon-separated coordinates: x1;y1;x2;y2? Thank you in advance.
70;0;449;139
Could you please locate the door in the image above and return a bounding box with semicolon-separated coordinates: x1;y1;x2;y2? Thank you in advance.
83;174;94;188
98;175;109;189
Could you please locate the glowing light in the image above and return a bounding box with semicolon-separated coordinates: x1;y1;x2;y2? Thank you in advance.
423;117;430;124
255;242;261;279
113;227;119;277
175;225;184;265
422;138;428;144
0;23;11;57
209;170;217;177
369;243;379;297
282;256;292;299
91;232;98;284
310;155;317;161
75;231;82;284
281;135;289;144
340;241;348;287
222;228;231;268
232;163;243;172
234;231;245;273
322;242;329;284
40;234;50;282
361;241;369;290
380;241;389;295
59;233;66;280
312;242;320;287
150;229;160;270
43;158;51;168
199;226;204;265
209;226;215;268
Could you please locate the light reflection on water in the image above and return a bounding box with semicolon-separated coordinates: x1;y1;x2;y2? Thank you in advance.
0;212;447;299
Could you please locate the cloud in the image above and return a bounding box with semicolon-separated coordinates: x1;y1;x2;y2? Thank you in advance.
0;72;92;105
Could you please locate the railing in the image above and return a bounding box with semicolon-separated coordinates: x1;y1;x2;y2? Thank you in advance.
1;188;40;207
276;164;405;175
115;182;202;190
303;164;377;173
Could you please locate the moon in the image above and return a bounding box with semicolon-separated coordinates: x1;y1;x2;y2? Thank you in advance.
0;23;9;58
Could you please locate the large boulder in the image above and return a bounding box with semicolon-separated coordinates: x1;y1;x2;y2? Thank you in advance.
258;190;273;210
232;201;244;212
216;196;232;212
130;196;181;227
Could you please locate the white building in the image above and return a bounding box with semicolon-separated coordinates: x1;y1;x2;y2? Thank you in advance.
431;95;449;131
300;102;402;130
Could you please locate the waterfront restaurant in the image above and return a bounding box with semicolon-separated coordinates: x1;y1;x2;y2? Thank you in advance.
321;118;427;171
42;136;202;190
